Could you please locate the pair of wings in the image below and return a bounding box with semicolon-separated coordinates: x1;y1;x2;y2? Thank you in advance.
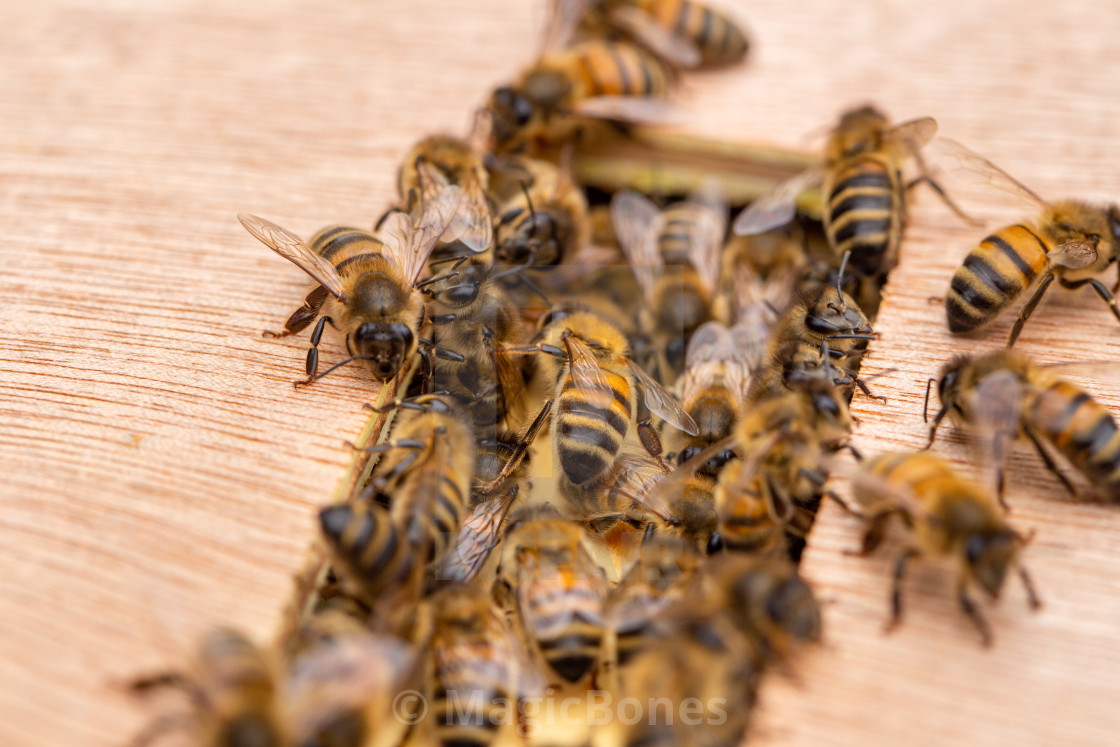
437;489;520;583
411;154;493;254
545;0;703;68
733;116;940;237
238;161;461;298
611;185;727;306
678;320;759;408
564;333;699;436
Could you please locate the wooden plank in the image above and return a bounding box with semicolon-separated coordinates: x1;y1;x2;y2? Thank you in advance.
2;1;1119;746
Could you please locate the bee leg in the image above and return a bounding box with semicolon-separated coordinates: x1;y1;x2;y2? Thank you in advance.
265;285;329;338
417;338;466;363
1058;276;1120;329
374;204;408;231
636;419;665;463
957;582;994;647
128;712;196;747
127;671;204;704
924;402;953;450
1022;425;1078;497
906;175;976;225
1007;272;1056;348
1018;565;1043;610
302;316;334;380
474;398;553;496
885;548;919;633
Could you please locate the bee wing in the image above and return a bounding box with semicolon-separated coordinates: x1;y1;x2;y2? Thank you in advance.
885;116;939;160
630;360;700;435
283;634;415;740
570;95;685;126
444;169;494;254
564;333;622;410
969;369;1027;493
238;213;347;299
1049;239;1099;269
686;179;729;297
609;453;675;522
542;0;589;55
437;491;519;584
925;136;1049;211
381;161;462;285
732;166;824;236
493;344;530;429
607;5;702;68
611;189;664;305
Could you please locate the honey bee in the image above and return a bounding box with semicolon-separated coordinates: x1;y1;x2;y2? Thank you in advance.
611;185;727;380
239;170;458;383
485;37;673;154
927;351;1120;502
851;451;1042;646
421;586;541;747
128;628;415;747
674;320;756;478
936;138;1120;346
319;395;476;612
397;134;493;257
499;309;698;492
488;155;593;269
734;105;967;280
495;517;610;684
746;282;875;403
572;0;750;70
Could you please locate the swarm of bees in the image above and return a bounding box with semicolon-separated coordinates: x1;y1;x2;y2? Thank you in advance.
129;1;1120;745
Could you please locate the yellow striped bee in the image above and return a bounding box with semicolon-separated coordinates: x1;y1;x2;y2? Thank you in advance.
611;184;727;380
239;168;459;383
496;517;610;684
936;138;1120;346
851;451;1041;646
734;106;965;280
928;351;1120;502
319;395;476;613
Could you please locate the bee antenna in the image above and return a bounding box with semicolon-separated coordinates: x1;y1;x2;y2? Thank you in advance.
519;179;539;244
922;377;936;423
836;250;851;305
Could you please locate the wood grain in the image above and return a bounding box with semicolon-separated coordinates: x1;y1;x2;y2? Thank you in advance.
2;1;1119;746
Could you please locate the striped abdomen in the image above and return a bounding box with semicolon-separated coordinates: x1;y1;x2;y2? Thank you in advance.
714;464;785;555
635;0;749;68
432;640;515;747
657;203;709;265
318;502;417;605
783;493;822;564
523;577;605;682
394;464;468;564
569;41;671;99
824;159;900;277
309;225;391;277
946;225;1049;333
1027;379;1120;499
556;371;632;485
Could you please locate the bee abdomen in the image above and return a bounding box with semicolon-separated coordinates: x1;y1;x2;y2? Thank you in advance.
825;163;895;276
1029;381;1120;498
540;627;603;682
318;503;415;602
946;225;1048;332
309;226;389;275
557;382;630;484
643;0;748;68
433;653;512;747
577;41;670;98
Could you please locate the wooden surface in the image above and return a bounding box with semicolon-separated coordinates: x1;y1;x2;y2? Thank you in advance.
3;1;1120;745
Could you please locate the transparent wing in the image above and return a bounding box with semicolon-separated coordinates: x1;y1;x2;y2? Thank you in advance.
564;334;619;410
380;161;462;285
969;369;1027;492
611;189;664;305
238;213;346;299
445;169;494;254
732;166;824;236
542;0;590;55
437;492;518;583
1050;240;1098;269
608;5;702;68
884;116;939;160
925;136;1049;211
570;95;685;125
609;453;675;522
630;360;699;435
685;179;729;296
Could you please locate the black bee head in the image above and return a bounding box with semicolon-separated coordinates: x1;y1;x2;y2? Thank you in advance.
966;529;1017;599
353;322;413;381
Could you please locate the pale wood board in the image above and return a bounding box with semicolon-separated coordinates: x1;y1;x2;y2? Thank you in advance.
2;1;1119;746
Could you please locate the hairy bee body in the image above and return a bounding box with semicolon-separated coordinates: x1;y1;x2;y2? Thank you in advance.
822;155;902;278
713;461;787;556
946;202;1120;334
490;155;590;267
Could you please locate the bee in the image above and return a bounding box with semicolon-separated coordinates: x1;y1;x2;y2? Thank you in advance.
319;395;477;613
239;169;459;383
734;105;968;280
128;628;415;747
495;517;610;684
927;351;1120;502
397;134;493;258
499;309;698;492
674;320;757;478
746;281;875;403
851;451;1042;646
421;586;541;747
611;185;727;380
488;153;592;268
936;139;1120;346
573;0;750;70
486;38;673;154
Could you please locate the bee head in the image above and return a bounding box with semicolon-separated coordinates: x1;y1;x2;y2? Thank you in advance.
965;529;1018;599
353;322;414;381
804;289;871;338
830;104;889;159
937;357;967;408
497;209;563;266
487;85;535;149
429;259;487;308
220;713;282;747
765;575;823;644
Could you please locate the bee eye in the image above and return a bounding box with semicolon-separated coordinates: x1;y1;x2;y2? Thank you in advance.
805;314;840;334
965;535;987;565
706;532;724;554
512;93;533;125
814;393;840;417
678;447;701;466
